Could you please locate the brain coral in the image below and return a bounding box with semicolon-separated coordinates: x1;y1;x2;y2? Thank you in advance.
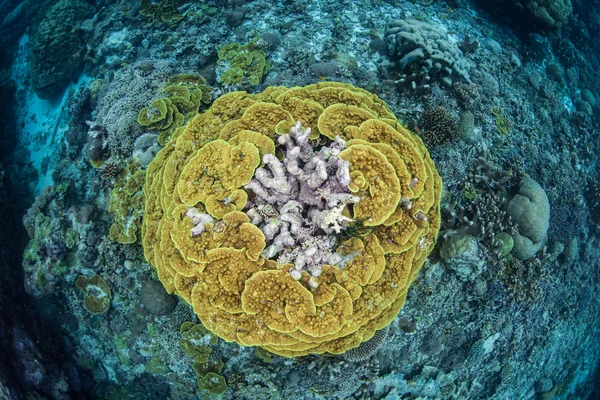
142;82;442;357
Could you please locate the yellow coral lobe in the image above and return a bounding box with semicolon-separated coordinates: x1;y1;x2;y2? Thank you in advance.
228;130;276;160
340;144;402;225
339;234;386;285
213;211;266;262
141;83;442;358
317;104;376;140
238;103;295;138
242;269;315;333
176;140;260;206
349;119;428;197
205;189;248;219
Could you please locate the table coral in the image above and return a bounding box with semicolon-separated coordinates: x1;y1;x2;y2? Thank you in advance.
142;83;442;357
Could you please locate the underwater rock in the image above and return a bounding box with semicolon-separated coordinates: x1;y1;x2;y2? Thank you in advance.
507;178;550;260
141;280;177;316
30;0;95;99
132;133;161;168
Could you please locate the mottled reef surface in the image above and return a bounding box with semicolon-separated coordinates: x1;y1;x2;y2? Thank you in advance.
0;0;599;399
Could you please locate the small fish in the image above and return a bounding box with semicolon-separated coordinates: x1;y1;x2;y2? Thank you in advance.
319;76;327;81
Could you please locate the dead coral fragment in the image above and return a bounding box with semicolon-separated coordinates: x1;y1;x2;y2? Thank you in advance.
76;275;112;314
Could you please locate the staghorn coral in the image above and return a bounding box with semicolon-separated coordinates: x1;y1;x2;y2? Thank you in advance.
442;156;517;259
142;83;442;357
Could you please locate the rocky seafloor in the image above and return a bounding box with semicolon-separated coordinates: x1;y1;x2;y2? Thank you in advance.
0;0;599;399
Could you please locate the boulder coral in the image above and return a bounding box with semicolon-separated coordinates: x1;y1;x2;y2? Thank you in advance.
142;83;442;357
507;178;550;260
30;0;95;99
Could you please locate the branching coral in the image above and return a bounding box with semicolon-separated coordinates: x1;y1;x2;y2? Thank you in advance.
142;83;442;357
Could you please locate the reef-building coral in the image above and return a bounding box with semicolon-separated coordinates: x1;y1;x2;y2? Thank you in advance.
75;274;112;314
216;41;269;86
142;82;442;357
108;158;146;244
379;19;471;87
29;0;95;99
489;0;572;29
137;74;212;146
507;178;550;260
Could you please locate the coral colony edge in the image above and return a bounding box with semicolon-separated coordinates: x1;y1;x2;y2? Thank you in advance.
0;0;598;400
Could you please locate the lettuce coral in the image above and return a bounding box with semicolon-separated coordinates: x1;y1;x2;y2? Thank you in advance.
76;274;112;314
138;74;212;145
108;158;146;244
217;42;269;86
142;83;442;357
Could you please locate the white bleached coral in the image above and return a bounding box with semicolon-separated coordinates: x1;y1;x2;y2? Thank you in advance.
244;121;360;278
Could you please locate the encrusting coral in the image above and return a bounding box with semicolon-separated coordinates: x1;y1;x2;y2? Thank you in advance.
142;82;442;357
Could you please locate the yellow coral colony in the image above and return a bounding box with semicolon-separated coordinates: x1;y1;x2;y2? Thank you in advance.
142;83;442;357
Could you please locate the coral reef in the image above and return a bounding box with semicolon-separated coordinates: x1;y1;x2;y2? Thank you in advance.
142;82;442;357
6;0;600;397
93;60;180;158
489;0;573;29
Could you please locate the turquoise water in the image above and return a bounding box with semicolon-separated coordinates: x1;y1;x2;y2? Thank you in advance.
0;0;598;399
